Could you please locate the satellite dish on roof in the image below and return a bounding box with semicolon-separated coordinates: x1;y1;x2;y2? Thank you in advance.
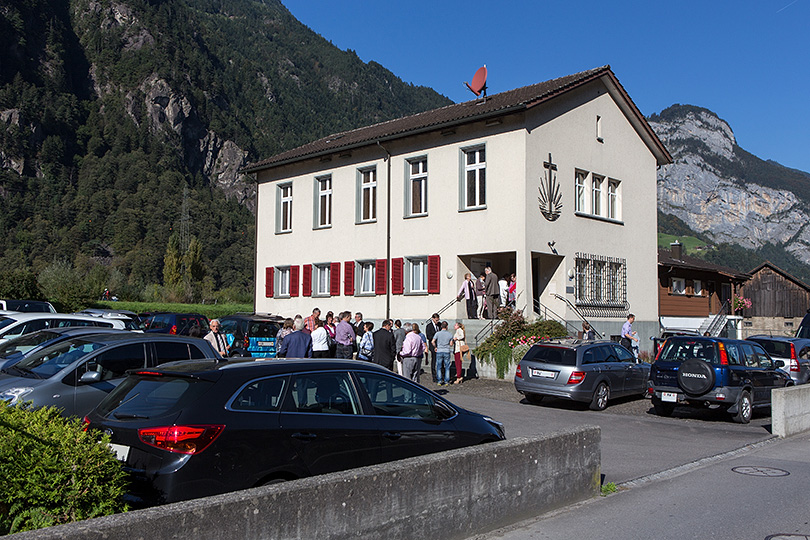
464;65;488;100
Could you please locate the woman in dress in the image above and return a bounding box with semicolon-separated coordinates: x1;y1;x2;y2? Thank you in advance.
452;322;466;384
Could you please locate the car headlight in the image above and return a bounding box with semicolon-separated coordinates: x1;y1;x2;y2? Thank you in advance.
0;387;33;404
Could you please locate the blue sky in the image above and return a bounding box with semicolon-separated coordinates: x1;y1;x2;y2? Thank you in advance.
283;0;810;174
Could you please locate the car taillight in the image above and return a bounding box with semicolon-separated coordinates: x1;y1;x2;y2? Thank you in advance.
170;324;178;335
567;371;585;384
717;342;729;365
788;343;799;372
82;416;90;432
138;425;224;455
244;334;250;348
515;364;522;379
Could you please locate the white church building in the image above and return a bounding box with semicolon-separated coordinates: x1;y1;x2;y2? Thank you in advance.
244;66;672;341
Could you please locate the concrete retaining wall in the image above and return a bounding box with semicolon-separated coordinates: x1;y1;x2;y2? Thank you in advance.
10;427;600;540
772;385;810;438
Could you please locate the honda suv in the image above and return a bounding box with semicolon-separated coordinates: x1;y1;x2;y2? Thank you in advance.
649;336;792;423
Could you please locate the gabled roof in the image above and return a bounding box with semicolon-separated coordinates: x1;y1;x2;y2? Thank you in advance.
747;261;810;292
658;248;749;280
244;66;672;173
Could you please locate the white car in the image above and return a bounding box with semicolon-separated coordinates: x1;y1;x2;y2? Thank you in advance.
0;299;56;313
0;313;128;343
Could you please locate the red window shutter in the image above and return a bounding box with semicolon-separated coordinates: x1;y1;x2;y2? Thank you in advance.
344;261;355;296
391;258;404;295
302;264;312;297
330;262;341;296
428;255;441;294
265;267;274;298
290;265;300;297
375;259;387;295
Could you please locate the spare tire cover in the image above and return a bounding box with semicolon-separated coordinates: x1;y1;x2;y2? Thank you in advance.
677;358;716;396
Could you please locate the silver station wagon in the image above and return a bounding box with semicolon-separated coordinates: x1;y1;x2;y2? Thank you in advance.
514;340;651;410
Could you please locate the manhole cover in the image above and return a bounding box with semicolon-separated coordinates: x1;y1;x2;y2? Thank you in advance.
732;466;789;477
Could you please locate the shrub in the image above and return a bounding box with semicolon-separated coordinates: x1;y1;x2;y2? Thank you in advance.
0;403;129;534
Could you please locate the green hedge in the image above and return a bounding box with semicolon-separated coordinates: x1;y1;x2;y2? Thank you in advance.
94;300;253;321
0;403;129;534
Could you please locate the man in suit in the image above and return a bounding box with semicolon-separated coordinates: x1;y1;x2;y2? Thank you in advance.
484;266;500;319
372;319;397;371
277;318;313;358
424;313;441;382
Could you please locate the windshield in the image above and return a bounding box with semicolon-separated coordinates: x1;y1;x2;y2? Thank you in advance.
0;317;17;331
0;331;61;358
15;338;105;378
658;339;718;364
797;325;810;339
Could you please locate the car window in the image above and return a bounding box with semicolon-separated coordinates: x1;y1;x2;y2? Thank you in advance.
220;319;238;335
81;343;146;381
230;376;287;412
750;343;773;369
658;340;717;364
724;343;744;366
17;339;105;378
612;344;635;362
0;331;60;357
356;372;451;420
522;346;576;366
583;346;609;365
287;372;360;415
148;315;169;330
0;317;16;331
153;341;197;364
97;376;215;420
249;322;279;338
738;343;759;367
750;339;790;358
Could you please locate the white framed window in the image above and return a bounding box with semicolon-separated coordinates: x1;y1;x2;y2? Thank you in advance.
607;179;619;220
693;280;703;297
406;257;428;294
314;264;330;296
463;147;486;209
315;175;331;228
596;115;603;142
672;277;686;295
277;183;293;233
574;170;586;213
591;174;603;216
276;266;291;297
407;158;428;217
359;168;377;223
358;261;375;295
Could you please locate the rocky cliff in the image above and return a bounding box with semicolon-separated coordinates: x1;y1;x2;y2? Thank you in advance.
651;105;810;268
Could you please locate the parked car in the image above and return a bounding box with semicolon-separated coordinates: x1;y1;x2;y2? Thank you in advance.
218;313;284;357
514;339;650;411
0;327;131;370
141;313;209;336
0;333;219;417
0;312;129;343
648;336;792;423
797;310;810;339
0;299;56;313
83;358;506;507
79;308;142;330
746;335;810;385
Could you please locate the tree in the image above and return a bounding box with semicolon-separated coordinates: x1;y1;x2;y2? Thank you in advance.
185;236;205;282
162;233;183;287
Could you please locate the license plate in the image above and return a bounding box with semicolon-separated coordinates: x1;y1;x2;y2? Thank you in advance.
531;369;556;379
662;392;678;403
108;443;130;462
257;341;274;347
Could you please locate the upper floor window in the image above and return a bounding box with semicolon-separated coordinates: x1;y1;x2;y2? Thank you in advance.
277;183;293;233
359;168;377;223
607;179;619;220
574;171;586;213
315;175;332;229
407;158;428;217
693;279;703;296
463;147;486;210
672;277;686;295
591;175;603;217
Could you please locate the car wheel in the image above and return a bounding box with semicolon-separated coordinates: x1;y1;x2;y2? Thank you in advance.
733;390;752;424
651;395;675;417
589;382;609;411
525;393;544;405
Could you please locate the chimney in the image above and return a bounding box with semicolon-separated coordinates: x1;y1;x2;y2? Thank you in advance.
670;240;683;260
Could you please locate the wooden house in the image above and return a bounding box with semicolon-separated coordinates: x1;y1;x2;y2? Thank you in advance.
739;262;810;337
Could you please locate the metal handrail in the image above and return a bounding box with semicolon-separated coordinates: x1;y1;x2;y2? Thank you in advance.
549;293;604;338
533;298;582;338
705;300;730;337
423;298;459;325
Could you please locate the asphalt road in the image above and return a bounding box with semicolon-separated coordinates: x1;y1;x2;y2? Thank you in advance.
431;378;810;540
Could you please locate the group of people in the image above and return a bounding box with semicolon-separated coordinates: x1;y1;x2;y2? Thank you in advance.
269;308;472;386
457;267;517;319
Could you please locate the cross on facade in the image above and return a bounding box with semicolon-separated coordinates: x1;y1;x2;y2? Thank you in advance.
543;153;557;173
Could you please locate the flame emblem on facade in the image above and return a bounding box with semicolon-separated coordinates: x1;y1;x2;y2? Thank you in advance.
538;153;562;221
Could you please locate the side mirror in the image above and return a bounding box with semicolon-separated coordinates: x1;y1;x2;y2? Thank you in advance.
774;360;785;368
79;371;102;384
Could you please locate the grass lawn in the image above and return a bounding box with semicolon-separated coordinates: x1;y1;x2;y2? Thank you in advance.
93;301;253;320
658;233;711;254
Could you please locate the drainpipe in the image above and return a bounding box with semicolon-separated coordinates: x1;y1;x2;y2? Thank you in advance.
377;141;392;320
